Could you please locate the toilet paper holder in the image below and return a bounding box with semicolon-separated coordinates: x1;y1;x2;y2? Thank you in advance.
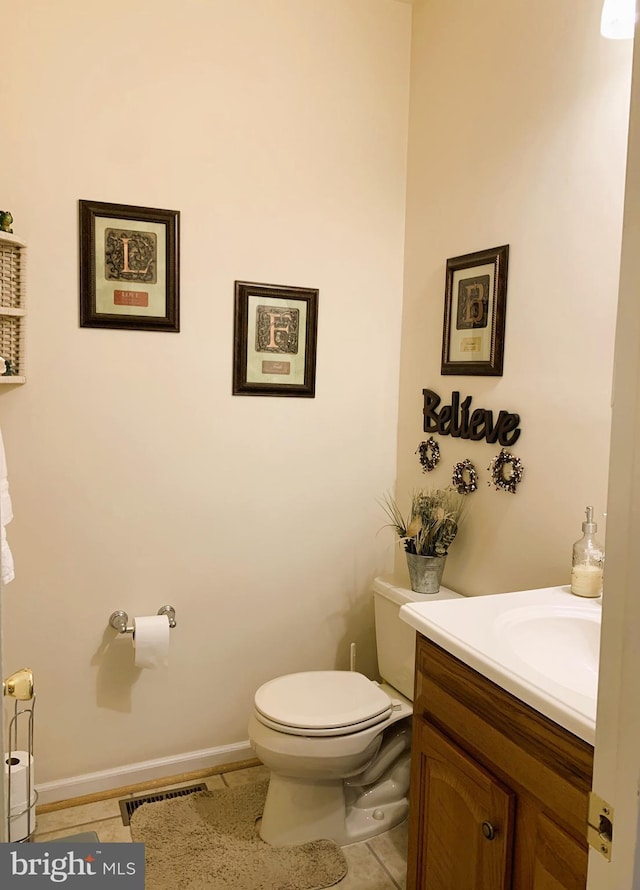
109;605;177;634
4;667;37;841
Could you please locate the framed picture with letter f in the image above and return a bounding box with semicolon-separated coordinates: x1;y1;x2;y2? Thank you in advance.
441;244;509;376
79;199;180;332
233;280;319;397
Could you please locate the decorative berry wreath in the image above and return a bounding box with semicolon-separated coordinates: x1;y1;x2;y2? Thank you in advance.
416;437;440;472
488;449;524;494
452;459;478;495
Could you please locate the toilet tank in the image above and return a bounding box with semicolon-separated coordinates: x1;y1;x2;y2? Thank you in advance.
373;578;463;700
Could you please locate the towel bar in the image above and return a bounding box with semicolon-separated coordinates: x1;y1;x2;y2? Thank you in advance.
108;605;176;634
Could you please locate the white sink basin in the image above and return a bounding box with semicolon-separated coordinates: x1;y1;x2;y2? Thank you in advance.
399;585;601;743
495;601;600;699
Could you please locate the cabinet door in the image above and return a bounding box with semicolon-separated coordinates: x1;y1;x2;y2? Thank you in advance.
410;719;515;890
530;812;588;890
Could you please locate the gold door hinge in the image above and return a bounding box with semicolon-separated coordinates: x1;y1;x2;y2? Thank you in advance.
587;792;613;861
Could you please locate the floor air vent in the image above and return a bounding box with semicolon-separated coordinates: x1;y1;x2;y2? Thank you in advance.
119;783;208;825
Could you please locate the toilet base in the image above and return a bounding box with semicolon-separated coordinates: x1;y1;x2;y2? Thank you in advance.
259;775;347;847
343;796;409;846
259;748;411;847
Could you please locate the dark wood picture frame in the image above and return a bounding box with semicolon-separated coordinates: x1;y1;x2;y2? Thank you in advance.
233;280;319;397
441;244;509;376
79;199;180;332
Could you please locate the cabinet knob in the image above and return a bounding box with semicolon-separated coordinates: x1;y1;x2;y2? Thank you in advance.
482;821;496;840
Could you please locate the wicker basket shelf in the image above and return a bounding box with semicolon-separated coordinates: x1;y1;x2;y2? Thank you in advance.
0;231;26;384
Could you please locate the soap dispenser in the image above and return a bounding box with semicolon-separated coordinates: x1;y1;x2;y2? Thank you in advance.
570;506;604;598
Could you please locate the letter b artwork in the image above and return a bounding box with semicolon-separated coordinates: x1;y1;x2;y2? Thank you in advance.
457;275;489;329
441;244;509;376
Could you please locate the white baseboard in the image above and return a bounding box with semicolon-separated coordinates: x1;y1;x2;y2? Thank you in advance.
35;740;255;806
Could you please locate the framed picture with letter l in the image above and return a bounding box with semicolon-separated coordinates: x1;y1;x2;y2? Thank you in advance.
233;280;319;397
79;199;180;332
441;244;509;376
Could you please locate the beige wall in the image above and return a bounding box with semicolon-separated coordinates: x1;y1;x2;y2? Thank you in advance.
0;0;411;785
395;0;633;595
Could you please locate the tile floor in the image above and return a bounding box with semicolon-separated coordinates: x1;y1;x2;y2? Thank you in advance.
34;764;408;889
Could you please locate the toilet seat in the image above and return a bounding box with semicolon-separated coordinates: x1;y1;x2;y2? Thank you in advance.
254;671;393;737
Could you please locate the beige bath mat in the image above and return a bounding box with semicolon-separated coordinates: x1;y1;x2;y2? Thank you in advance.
129;780;348;890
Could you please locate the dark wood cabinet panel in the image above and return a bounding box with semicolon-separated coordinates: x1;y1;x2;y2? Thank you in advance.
415;719;514;890
530;812;588;890
407;635;593;890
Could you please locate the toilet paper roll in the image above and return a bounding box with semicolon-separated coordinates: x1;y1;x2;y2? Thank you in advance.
4;751;36;840
133;615;170;669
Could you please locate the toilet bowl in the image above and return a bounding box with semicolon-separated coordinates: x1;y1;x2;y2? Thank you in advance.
248;579;463;846
249;673;412;846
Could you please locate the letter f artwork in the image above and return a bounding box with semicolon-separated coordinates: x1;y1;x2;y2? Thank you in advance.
255;305;300;354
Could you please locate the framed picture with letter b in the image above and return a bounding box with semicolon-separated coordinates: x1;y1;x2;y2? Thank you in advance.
79;199;180;332
441;244;509;376
233;280;319;397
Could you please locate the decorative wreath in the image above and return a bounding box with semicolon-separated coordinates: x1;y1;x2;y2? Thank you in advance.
416;437;440;472
488;449;524;494
452;459;478;495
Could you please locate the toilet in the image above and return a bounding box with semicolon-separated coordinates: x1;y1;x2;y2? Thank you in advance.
248;578;462;846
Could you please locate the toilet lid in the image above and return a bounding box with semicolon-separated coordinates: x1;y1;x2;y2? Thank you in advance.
254;671;393;737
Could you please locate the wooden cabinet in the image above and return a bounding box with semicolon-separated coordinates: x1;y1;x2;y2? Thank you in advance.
416;719;515;889
407;635;594;890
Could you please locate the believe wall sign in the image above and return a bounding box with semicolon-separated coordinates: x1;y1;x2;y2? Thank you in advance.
423;388;521;446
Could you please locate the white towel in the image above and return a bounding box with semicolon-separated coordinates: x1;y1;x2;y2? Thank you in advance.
0;426;15;584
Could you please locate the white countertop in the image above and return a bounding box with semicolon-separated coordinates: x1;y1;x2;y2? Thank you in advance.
398;584;600;744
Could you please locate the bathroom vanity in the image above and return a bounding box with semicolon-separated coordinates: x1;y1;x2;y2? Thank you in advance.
399;586;599;890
